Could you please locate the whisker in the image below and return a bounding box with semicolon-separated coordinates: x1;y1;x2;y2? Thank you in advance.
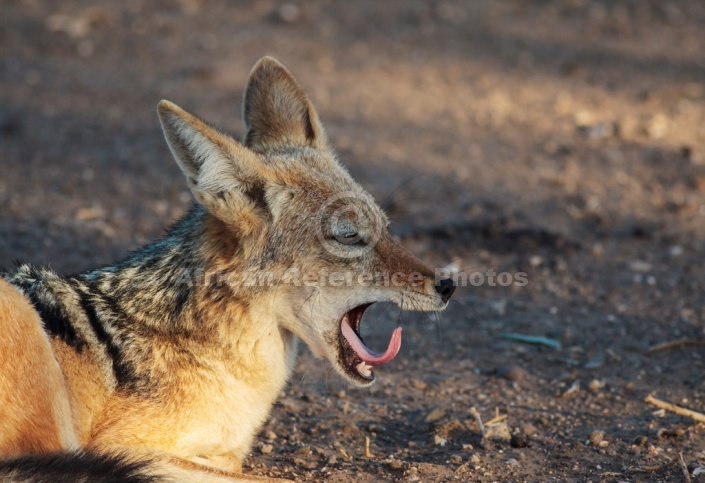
380;174;429;212
267;270;289;309
406;294;433;326
383;195;435;211
434;311;445;345
397;293;404;328
298;359;313;386
455;264;489;275
294;287;320;318
323;364;337;396
445;256;466;266
309;289;323;331
449;299;486;325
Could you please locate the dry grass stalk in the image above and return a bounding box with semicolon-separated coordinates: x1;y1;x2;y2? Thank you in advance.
644;395;705;424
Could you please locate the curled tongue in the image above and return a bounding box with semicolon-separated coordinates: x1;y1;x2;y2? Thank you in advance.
341;318;402;366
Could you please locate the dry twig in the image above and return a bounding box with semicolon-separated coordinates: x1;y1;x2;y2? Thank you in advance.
364;437;374;458
469;407;485;436
644;395;705;424
628;457;678;474
679;452;692;483
606;348;621;362
486;413;508;427
649;339;705;352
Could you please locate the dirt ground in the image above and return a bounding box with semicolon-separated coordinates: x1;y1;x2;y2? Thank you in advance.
3;1;705;481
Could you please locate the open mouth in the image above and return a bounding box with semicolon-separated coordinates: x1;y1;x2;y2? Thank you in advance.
338;303;402;383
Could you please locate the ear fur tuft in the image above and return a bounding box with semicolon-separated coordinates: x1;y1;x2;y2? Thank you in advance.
157;100;269;233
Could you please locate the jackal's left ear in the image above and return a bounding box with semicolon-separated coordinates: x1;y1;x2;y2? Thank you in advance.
158;100;269;234
243;57;329;152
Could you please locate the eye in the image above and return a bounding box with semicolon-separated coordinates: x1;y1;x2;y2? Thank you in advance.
334;232;366;246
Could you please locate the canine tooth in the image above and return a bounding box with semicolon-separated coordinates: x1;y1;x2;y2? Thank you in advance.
356;361;372;377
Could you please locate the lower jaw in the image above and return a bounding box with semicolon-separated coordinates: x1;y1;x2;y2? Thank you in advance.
347;373;376;385
338;361;376;385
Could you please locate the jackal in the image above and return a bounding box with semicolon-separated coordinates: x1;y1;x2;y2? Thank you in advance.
0;57;455;482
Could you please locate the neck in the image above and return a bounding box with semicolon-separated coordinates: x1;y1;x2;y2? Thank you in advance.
79;204;245;335
10;205;295;393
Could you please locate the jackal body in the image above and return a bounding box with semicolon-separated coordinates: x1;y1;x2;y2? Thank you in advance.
0;58;453;482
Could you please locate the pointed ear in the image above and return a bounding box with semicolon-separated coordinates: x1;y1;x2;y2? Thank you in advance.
243;56;328;152
158;100;269;234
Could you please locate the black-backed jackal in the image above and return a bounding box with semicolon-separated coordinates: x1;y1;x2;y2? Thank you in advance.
0;57;455;482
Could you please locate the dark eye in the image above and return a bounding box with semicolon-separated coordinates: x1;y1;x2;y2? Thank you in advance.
334;233;365;246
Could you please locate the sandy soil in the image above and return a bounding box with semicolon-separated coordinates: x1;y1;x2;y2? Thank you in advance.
2;1;705;481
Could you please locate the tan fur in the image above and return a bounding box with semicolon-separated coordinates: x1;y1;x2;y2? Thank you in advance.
49;339;111;444
0;57;453;482
0;279;77;455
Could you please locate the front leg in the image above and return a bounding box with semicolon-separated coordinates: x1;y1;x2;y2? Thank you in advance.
87;396;290;481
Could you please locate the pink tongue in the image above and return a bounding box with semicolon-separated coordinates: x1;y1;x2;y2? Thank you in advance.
341;318;402;366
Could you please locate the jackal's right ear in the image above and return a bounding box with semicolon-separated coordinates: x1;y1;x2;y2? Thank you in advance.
158;100;269;234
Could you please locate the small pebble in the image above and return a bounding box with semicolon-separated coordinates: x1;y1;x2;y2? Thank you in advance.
367;423;387;433
470;454;481;464
629;260;652;272
657;428;685;439
633;435;648;446
433;435;447;446
425;408;446;423
490;299;507;315
266;431;277;441
496;364;528;382
510;433;530;448
522;424;537;436
260;444;273;455
389;459;404;470
449;454;463;464
293;457;316;470
589;430;605;445
587;379;602;392
577;122;616;140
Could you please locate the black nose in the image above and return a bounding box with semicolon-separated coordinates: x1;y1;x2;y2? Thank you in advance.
435;278;456;303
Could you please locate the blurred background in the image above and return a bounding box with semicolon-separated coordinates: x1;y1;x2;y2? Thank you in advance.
2;1;705;480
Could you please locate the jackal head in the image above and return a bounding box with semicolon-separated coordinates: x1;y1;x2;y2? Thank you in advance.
158;57;455;386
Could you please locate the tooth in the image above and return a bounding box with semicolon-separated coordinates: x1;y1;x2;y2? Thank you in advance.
356;361;372;377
